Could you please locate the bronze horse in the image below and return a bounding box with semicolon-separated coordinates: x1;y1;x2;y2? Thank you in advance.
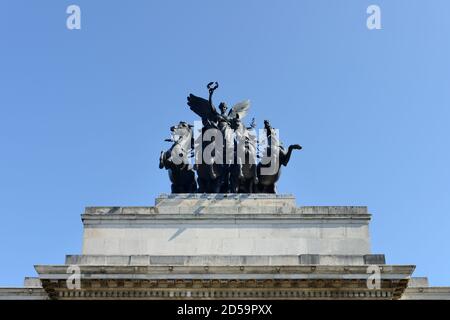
159;121;197;193
256;120;302;193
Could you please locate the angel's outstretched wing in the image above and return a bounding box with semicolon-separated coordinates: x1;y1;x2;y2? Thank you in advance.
228;100;250;120
187;94;217;120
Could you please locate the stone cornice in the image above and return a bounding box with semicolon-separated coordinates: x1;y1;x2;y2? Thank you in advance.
35;264;414;300
82;195;371;227
35;264;415;278
81;214;371;227
64;254;387;266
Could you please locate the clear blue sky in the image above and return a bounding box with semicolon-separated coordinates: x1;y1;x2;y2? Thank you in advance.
0;0;449;287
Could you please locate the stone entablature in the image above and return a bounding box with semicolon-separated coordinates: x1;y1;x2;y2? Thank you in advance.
35;264;414;300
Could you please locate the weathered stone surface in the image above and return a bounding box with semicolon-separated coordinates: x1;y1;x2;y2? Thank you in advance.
34;264;415;300
0;288;48;300
406;277;429;288
401;287;450;300
81;194;371;256
65;254;385;266
24;277;42;288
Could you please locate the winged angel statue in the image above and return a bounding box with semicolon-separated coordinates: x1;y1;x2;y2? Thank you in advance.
187;82;256;193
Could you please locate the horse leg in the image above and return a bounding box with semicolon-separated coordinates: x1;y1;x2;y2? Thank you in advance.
228;166;239;193
197;178;206;193
212;178;222;193
171;183;179;194
246;179;253;194
220;165;230;193
267;184;276;194
189;177;197;193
